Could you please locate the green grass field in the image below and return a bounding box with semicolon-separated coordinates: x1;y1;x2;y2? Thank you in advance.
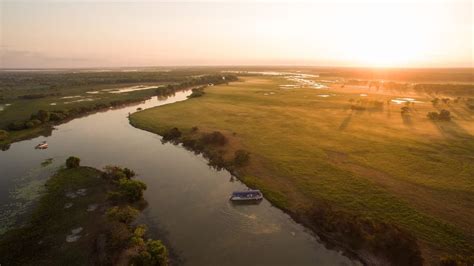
130;76;474;263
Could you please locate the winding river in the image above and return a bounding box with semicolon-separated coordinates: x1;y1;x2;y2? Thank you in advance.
0;91;358;265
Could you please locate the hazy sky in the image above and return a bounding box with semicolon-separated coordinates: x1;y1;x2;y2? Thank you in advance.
0;0;472;68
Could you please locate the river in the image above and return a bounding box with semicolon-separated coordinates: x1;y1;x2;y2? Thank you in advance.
0;91;358;265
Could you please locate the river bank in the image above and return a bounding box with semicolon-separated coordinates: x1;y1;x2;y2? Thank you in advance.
0;158;169;265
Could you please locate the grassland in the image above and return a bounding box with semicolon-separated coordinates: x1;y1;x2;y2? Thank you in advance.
130;75;474;264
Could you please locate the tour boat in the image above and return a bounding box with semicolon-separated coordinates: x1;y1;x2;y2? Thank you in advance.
35;141;48;149
230;189;263;202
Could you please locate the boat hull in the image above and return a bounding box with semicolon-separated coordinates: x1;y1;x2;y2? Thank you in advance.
230;190;263;202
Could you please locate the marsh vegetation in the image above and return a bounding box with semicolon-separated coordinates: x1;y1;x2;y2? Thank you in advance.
0;157;168;266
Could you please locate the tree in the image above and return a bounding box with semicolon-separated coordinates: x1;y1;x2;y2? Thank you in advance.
106;206;139;224
234;150;250;167
401;106;410;115
439;109;451;121
8;121;26;131
132;239;169;266
123;168;136;179
427;109;451;121
25;119;42;129
36;110;51;123
117;178;147;202
50;112;67;121
200;131;227;146
427;112;439;120
188;87;205;98
66;156;80;168
162;127;181;141
103;165;134;181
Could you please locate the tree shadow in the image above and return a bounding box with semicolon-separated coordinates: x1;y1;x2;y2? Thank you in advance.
401;113;413;127
338;112;353;131
448;106;474;121
431;120;473;139
386;105;392;118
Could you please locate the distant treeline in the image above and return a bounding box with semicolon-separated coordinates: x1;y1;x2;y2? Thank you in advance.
156;74;237;96
346;80;474;96
0;70;217;90
0;69;236;101
413;83;474;96
318;68;473;82
18;93;61;99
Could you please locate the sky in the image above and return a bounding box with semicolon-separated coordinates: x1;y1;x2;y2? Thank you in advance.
0;0;472;68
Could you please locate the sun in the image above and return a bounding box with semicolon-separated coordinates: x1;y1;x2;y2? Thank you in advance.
350;41;423;67
334;4;428;67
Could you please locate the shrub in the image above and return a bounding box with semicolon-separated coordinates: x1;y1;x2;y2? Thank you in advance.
188;87;205;98
35;110;51;122
117;178;147;202
206;151;227;170
131;239;169;266
233;150;250;167
181;137;198;150
0;130;8;141
103;165;129;181
162;127;181;142
25;119;42;129
8;121;26;131
65;156;80;168
106;206;139;225
200;131;227;146
427;109;451;121
105;221;132;250
49;111;67;121
130;225;147;247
